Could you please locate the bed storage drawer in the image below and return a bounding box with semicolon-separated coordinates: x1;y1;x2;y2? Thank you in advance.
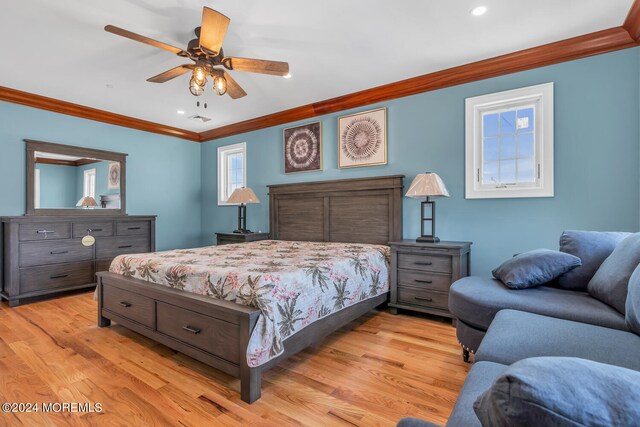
96;235;151;259
103;287;155;328
19;239;93;267
19;222;71;241
20;261;95;293
72;221;114;238
156;302;240;363
397;253;452;274
117;221;151;236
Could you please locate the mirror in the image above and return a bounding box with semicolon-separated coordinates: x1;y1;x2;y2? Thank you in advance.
26;140;127;215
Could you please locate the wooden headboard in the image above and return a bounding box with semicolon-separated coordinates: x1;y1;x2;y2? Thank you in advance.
268;175;404;245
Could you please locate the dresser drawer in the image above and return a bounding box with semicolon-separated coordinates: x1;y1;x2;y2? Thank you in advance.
397;286;449;311
156;302;240;363
103;287;155;328
397;253;451;274
96;236;151;259
19;222;71;241
116;221;150;236
20;261;94;293
72;222;114;238
397;270;452;292
19;239;93;267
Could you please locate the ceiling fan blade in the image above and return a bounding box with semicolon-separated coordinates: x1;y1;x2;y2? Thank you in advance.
199;7;230;56
147;64;194;83
105;25;187;56
222;71;247;99
222;57;289;76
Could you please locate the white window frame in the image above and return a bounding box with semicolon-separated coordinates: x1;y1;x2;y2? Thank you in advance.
465;82;554;199
34;168;41;208
83;168;96;199
217;142;246;205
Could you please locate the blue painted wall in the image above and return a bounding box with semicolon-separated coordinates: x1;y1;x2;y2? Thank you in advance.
0;103;202;250
201;47;640;276
35;164;77;208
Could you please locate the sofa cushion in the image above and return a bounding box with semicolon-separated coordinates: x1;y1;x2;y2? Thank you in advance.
446;361;507;427
475;309;640;370
588;232;640;314
474;357;640;427
556;230;631;291
492;249;581;289
626;264;640;335
448;276;627;331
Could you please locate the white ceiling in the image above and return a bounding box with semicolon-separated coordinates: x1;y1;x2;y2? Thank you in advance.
0;0;633;133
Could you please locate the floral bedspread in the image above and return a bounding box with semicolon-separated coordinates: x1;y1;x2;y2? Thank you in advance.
109;240;390;367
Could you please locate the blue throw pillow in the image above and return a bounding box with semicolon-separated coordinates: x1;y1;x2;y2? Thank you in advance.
626;264;640;335
474;357;640;427
492;249;581;289
588;233;640;314
557;230;631;291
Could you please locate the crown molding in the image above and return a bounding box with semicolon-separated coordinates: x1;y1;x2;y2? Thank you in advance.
200;27;638;141
624;0;640;41
0;86;201;142
2;2;640;144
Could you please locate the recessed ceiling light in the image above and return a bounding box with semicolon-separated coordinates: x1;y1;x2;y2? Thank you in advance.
283;73;292;79
177;110;185;115
471;6;487;16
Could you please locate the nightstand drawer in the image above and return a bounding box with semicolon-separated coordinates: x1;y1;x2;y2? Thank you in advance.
397;253;451;274
397;287;449;310
397;270;451;292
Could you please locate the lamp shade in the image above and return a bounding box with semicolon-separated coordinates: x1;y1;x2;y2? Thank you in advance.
227;187;260;204
76;196;98;207
405;173;450;198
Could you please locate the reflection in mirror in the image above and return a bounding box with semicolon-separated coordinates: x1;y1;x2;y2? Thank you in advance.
34;151;121;210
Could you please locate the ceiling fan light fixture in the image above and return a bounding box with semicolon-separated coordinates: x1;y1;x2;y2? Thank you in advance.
213;75;228;96
189;77;205;96
193;66;208;86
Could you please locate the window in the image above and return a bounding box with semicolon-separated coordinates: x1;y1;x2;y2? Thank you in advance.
465;83;554;199
218;142;246;205
34;168;41;208
83;168;96;199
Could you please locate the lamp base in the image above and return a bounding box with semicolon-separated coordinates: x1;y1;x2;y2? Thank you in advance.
233;229;253;234
416;236;440;243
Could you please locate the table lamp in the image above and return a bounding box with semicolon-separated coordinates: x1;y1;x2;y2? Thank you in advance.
405;173;450;243
76;196;98;209
227;187;260;234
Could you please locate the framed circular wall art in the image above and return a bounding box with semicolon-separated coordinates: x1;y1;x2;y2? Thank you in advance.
338;107;387;168
283;121;322;174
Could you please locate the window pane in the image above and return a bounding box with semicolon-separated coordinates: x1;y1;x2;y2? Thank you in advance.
517;107;534;132
501;134;516;159
500;110;516;134
483;113;499;137
483;137;499;161
517;158;535;183
518;132;534;158
500;159;516;183
483;161;499;185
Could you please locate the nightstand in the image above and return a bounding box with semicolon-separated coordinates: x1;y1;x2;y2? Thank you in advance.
216;232;270;246
388;240;472;319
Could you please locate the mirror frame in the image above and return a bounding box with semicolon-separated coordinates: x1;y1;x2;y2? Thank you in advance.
26;139;127;216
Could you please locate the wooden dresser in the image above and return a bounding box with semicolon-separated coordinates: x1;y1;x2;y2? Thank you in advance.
0;215;156;306
388;240;471;319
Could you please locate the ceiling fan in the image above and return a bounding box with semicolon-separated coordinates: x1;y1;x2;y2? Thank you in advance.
104;7;289;100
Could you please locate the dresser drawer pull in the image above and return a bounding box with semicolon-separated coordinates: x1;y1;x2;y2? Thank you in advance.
415;262;433;266
50;274;69;279
50;250;69;255
88;228;103;232
415;279;433;284
119;301;131;308
414;296;433;302
182;325;201;334
118;245;133;249
37;230;56;234
128;227;141;230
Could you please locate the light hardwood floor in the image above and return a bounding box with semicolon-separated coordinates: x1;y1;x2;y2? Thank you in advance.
0;292;469;426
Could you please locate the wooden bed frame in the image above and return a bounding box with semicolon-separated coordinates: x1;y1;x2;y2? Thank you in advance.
96;175;404;403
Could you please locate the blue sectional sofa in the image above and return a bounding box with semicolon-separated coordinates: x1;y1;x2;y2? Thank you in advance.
398;231;640;427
